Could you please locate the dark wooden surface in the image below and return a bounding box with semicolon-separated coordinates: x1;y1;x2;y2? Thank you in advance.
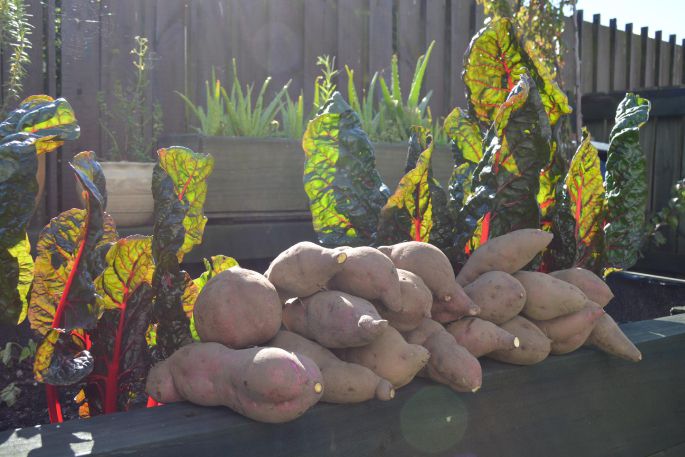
1;314;683;457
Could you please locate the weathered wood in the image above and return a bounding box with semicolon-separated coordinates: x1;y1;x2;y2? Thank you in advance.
611;22;627;92
397;0;423;97
449;0;473;109
2;314;684;457
368;0;393;79
424;0;447;119
651;118;683;251
267;0;304;97
302;0;337;109
337;0;367;100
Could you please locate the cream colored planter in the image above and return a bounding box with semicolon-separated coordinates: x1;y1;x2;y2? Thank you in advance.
100;161;155;227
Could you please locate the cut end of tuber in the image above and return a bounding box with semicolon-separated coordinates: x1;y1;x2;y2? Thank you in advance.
336;252;347;264
513;337;520;348
389;389;395;399
314;382;323;394
471;385;481;393
468;303;480;316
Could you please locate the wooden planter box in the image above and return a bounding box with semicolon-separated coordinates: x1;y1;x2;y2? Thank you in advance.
2;314;684;457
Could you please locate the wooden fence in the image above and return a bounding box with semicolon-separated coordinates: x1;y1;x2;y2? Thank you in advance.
1;0;684;264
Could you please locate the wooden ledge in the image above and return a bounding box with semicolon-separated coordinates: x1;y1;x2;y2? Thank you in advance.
2;315;684;457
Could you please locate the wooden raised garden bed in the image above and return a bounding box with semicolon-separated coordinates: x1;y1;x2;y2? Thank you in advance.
2;314;683;457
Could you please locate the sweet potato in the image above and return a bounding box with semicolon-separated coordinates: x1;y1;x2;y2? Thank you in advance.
270;330;394;403
336;326;430;388
514;271;588;320
531;302;605;343
328;246;403;311
456;229;553;286
464;271;526;324
265;241;347;299
549;268;614;307
194;267;282;348
445;317;519;357
404;318;482;392
585;313;642;362
378;242;479;320
375;269;432;332
488;316;551;365
550;326;596;355
282;291;388;348
146;343;323;423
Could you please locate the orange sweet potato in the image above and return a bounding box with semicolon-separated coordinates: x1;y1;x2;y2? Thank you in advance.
585;313;642;362
328;246;403;312
488;316;551;365
531;302;605;343
375;269;432;332
265;241;347;299
270;330;394;403
404;318;482;392
549;268;614;307
463;271;526;324
282;291;387;348
456;229;553;286
514;271;588;320
194;267;282;348
445;317;519;357
146;343;323;423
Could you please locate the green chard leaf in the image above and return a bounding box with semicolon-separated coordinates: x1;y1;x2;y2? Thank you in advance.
377;127;452;248
455;73;551;257
444;108;483;215
603;94;651;275
541;178;577;272
302;92;389;246
462;17;571;127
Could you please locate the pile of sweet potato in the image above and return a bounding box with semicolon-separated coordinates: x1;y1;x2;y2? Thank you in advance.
145;230;641;423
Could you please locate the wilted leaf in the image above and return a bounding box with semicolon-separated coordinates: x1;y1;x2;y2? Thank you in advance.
302;92;389;246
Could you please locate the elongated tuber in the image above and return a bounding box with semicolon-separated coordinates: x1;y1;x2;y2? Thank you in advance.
549;268;614;307
531;302;605;343
146;343;323;423
445;317;519;357
488;316;551;365
375;269;432;332
282;290;388;348
586;313;642;362
270;330;394;403
464;271;526;324
514;271;588;320
194;267;282;348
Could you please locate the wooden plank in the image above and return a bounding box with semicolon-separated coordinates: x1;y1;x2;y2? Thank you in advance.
337;0;367;100
227;0;269;95
2;314;684;457
658;33;671;87
59;0;102;212
267;0;305;98
302;0;337;109
449;0;473;109
612;24;627;91
608;18;616;92
397;0;423;99
654;31;663;87
582;88;685;120
44;0;60;218
591;14;600;92
424;0;447;119
651;118;682;252
642;119;658;214
560;15;576;93
368;0;393;79
595;21;610;92
669;34;677;86
580;13;593;94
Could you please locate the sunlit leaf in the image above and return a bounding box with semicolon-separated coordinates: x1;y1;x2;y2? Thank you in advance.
302;92;389;246
72;151;107;208
444;108;482;214
34;329;93;385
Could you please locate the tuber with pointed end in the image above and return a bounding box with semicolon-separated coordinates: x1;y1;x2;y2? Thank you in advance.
585;313;642;362
145;343;323;423
488;316;551;365
464;271;526;324
551;326;597;355
456;229;553;286
282;291;387;348
378;242;479;320
328;246;403;312
265;241;348;300
549;268;614;307
336;326;430;388
194;267;282;348
514;271;588;320
375;269;433;332
404;318;482;393
270;330;394;403
445;317;519;357
530;302;605;343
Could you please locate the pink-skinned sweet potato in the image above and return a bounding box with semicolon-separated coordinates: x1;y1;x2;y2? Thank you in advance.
336;326;430;388
549;268;614;307
265;241;348;299
456;229;553;286
464;271;526;324
194;267;282;348
514;271;588;320
146;343;323;423
445;317;519;357
378;242;479;320
488;316;551;365
585;313;642;362
270;330;394;403
531;302;605;343
375;269;432;332
404;318;482;392
328;246;403;312
282;291;388;348
551;325;596;355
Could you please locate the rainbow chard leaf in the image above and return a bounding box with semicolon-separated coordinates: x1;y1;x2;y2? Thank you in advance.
444;108;483;215
34;329;93;386
537;141;565;222
566;130;605;272
87;235;155;414
302;92;389;246
377;128;452;248
603;94;651;275
455;73;551;257
541;178;577;272
463;17;571;127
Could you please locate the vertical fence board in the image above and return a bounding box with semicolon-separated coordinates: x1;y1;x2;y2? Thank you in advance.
369;0;394;80
337;0;367;99
228;0;269;92
651;118;682;251
425;0;446;119
449;0;472;109
560;15;576;95
595;21;610;92
44;0;59;218
303;0;337;109
397;0;423;97
580;16;593;93
657;34;670;87
268;0;305;98
612;27;627;91
669;35;677;86
60;0;102;211
22;0;46;98
641;119;657;214
629;26;641;89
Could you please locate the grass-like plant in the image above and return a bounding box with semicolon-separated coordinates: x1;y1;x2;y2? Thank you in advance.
0;0;33;117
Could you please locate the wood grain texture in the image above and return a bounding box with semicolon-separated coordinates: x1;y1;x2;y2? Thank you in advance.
2;314;684;457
